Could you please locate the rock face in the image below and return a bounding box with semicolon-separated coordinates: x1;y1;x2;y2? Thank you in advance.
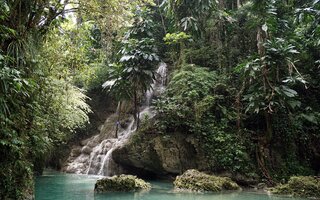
272;176;320;198
62;113;121;175
173;169;240;192
111;126;258;185
62;63;168;176
112;131;210;176
94;175;151;192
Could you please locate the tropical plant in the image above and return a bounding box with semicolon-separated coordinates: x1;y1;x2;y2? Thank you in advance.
120;38;159;128
163;31;192;65
0;1;94;198
163;0;216;36
105;7;160;129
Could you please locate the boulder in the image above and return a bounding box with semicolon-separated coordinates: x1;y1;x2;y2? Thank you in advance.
174;169;240;192
112;132;209;176
271;176;320;198
94;174;151;192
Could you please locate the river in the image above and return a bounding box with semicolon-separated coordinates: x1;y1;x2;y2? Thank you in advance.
35;170;306;200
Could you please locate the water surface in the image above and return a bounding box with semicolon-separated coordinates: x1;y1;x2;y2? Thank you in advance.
35;170;305;200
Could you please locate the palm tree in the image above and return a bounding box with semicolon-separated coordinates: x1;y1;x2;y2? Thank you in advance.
103;64;133;137
119;38;159;129
119;7;160;129
104;7;160;129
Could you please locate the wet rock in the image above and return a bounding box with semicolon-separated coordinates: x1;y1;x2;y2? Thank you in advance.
94;174;151;192
257;182;267;189
70;147;81;157
98;125;104;132
80;140;88;146
271;176;320;198
112;132;208;175
218;172;259;187
105;141;112;149
81;146;92;154
87;140;98;148
174;169;240;192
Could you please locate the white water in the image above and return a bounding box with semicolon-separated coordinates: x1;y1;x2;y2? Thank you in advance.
63;62;167;176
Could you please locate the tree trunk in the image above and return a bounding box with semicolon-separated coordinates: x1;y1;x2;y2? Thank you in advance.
133;90;137;123
265;111;273;143
237;0;241;9
179;42;186;66
157;0;167;34
236;80;246;130
137;109;140;130
256;24;275;185
115;101;122;138
133;89;140;129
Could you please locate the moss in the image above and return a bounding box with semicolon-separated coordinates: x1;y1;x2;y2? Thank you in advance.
94;174;151;192
272;176;320;198
173;169;240;192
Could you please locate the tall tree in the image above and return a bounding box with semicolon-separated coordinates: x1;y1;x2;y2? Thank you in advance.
119;7;160;129
0;1;110;198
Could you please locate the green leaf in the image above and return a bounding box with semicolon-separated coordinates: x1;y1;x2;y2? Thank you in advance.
262;23;268;32
120;55;134;62
281;86;298;97
301;114;318;124
287;100;301;109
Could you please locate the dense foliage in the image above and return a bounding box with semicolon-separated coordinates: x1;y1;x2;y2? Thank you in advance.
0;0;158;198
103;7;162;128
155;0;320;183
0;0;319;198
155;65;252;173
0;1;94;198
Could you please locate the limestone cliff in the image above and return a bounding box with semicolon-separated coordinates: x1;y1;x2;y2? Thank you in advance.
112;129;210;176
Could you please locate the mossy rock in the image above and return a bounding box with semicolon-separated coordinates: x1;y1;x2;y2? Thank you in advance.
272;176;320;198
94;174;151;192
174;169;240;192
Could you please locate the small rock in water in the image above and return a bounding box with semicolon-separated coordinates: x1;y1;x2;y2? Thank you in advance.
94;174;151;192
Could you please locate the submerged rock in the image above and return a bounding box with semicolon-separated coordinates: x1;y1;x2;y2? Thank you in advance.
94;174;151;192
271;176;320;198
174;169;240;192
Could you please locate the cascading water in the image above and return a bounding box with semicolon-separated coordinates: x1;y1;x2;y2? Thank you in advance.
63;62;167;176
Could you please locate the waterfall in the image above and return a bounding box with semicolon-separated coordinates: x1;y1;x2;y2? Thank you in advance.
63;62;167;176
